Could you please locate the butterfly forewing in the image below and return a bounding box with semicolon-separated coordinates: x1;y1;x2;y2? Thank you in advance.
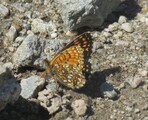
47;32;93;89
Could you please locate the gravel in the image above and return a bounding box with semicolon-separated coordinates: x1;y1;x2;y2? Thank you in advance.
0;0;148;120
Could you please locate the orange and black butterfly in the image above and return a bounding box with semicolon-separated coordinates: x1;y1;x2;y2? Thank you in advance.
43;32;93;89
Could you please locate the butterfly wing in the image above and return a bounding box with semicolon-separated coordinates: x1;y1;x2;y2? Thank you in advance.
48;32;93;89
50;45;85;89
51;32;93;72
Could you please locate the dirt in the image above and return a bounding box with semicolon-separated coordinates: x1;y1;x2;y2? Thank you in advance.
0;0;147;120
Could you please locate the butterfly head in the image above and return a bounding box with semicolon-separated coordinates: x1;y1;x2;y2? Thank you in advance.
44;59;55;77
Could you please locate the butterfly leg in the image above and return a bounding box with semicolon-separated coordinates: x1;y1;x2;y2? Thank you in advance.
40;71;47;78
53;76;60;92
37;71;47;85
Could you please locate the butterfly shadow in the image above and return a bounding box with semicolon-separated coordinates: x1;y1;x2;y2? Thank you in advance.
76;66;121;99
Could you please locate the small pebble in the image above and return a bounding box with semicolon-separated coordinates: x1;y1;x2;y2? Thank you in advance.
115;40;129;46
108;23;118;32
6;26;17;41
125;106;133;112
143;84;148;92
51;32;58;39
15;36;24;43
145;61;148;68
113;31;123;38
103;31;112;37
127;75;142;88
31;19;55;33
121;23;134;33
118;16;127;24
142;104;148;111
0;4;9;17
139;70;147;77
118;82;126;90
110;115;116;119
66;117;73;120
8;46;15;52
27;30;34;35
71;99;87;116
120;111;125;114
134;108;140;113
38;89;54;101
65;31;78;37
100;82;118;99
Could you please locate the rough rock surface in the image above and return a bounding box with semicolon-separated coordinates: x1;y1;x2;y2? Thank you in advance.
12;34;42;67
20;75;45;99
54;0;121;30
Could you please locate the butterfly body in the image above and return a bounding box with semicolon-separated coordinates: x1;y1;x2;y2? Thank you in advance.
44;32;93;89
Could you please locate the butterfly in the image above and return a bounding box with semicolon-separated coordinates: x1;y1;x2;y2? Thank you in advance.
43;32;93;89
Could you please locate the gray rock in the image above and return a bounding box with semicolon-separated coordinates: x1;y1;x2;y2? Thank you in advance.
31;19;55;34
118;16;127;24
20;75;45;99
121;23;134;33
0;63;21;111
12;34;42;67
108;23;119;32
126;75;142;88
71;99;87;116
53;0;121;30
0;4;9;17
100;82;118;99
6;25;17;42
